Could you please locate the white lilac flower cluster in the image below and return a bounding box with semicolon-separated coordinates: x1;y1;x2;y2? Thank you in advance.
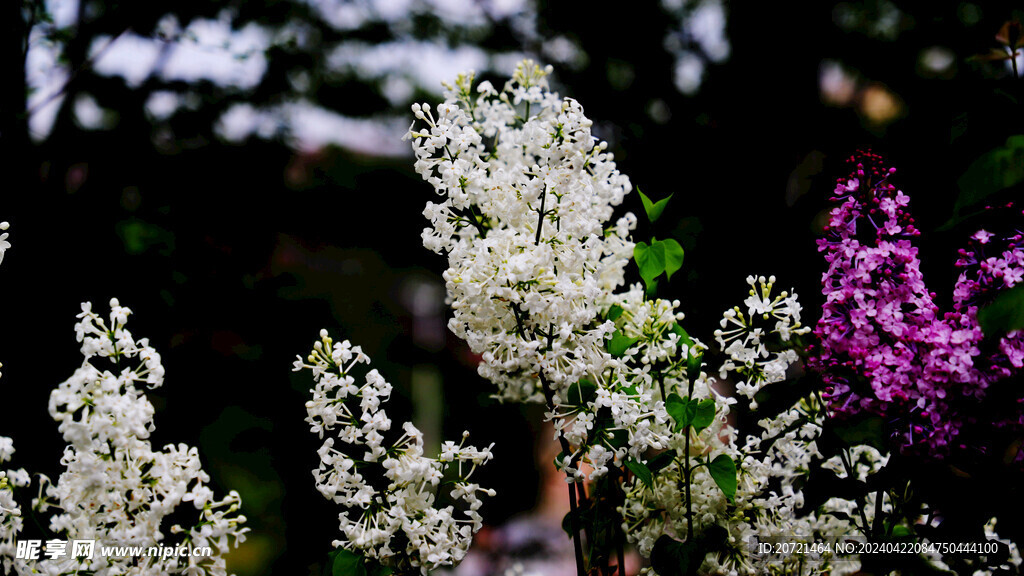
407;60;635;403
715;275;810;408
410;62;862;575
736;397;868;576
0;222;20;570
548;284;698;482
617;371;735;557
296;330;494;574
1;299;248;576
615;285;854;576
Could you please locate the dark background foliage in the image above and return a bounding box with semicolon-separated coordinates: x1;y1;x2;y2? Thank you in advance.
2;1;1023;574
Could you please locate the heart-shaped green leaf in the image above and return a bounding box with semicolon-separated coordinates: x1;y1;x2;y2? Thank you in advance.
635;239;685;288
708;454;737;502
660;238;685;281
691;399;716;434
639;188;673;222
665;393;691;431
634;241;665;288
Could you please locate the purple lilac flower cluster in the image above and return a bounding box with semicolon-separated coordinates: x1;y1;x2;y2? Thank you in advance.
811;151;1024;455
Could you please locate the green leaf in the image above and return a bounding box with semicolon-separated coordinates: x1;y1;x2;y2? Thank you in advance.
607;330;641;357
645;277;659;298
941;135;1024;229
890;524;912;539
708;454;737;502
635;239;685;286
682;399;699;431
650;536;701;576
647;449;677;474
607;304;624;321
665;394;691;431
686;349;703;382
691;399;716;434
978;284;1024;337
660;238;685;281
634;241;665;288
649;527;726;576
670;324;702;380
329;549;366;576
955;135;1024;213
639;188;673;222
626;459;654;489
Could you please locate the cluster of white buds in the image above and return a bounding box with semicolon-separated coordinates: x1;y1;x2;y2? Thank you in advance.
1;299;248;576
296;330;494;574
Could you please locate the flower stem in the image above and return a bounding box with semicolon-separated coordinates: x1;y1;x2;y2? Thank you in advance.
684;372;695;540
684;426;693;541
535;188;547;245
540;373;587;576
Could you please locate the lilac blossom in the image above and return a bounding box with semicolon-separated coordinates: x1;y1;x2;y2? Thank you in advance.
811;151;1024;454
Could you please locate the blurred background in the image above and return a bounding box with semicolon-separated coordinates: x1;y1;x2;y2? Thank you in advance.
2;1;1023;574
